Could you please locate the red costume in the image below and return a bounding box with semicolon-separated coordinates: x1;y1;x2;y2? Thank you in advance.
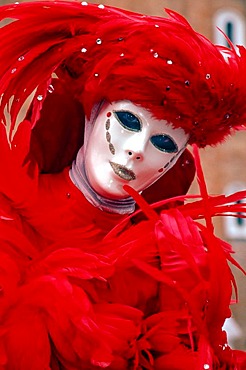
0;2;245;369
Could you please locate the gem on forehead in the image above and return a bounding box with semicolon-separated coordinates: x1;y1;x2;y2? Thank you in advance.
107;112;112;117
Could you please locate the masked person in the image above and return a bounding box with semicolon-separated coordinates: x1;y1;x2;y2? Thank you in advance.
0;1;245;369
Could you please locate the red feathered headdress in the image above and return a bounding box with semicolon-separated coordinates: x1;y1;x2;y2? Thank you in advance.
0;0;245;149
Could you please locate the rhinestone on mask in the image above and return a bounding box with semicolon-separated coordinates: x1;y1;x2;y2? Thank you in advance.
206;73;211;79
98;4;105;9
18;56;24;61
96;38;102;45
37;95;43;101
185;80;190;87
81;47;87;53
203;365;210;370
81;1;88;5
153;52;159;58
167;59;173;65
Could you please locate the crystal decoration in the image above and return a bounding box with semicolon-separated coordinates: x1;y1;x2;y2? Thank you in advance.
81;1;88;5
94;73;99;77
37;95;43;101
18;56;24;61
96;38;102;45
185;80;190;86
224;113;230;119
98;4;105;9
81;48;87;53
153;52;159;58
167;59;173;65
11;68;17;74
155;24;159;28
48;84;54;93
206;74;211;79
204;365;210;370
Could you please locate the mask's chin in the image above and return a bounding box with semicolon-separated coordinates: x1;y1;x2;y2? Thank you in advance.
87;173;135;200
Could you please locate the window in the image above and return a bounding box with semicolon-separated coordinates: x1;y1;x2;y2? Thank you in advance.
223;183;246;240
213;9;245;47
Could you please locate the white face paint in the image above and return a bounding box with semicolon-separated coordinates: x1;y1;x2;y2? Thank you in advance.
84;101;189;199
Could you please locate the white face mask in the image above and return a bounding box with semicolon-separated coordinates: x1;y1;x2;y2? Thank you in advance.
84;101;189;199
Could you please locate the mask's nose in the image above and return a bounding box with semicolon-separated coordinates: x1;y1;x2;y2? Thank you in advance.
124;132;148;161
127;150;143;161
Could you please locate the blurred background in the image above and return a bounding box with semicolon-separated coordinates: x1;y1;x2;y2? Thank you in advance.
1;0;246;350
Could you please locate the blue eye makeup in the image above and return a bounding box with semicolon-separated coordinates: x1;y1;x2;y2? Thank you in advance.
114;111;141;132
150;134;178;153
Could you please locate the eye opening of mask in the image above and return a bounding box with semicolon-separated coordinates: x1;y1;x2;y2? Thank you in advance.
150;134;178;153
113;110;142;132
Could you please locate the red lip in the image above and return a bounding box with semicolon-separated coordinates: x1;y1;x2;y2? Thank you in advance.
109;161;136;181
